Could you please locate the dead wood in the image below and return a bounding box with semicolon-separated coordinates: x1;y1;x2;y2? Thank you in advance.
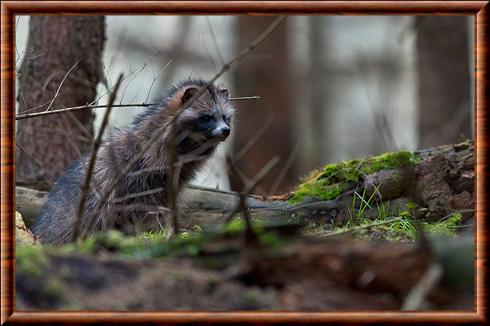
16;141;474;229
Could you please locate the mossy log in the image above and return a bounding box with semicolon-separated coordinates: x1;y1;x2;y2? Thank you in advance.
16;141;474;230
287;141;474;225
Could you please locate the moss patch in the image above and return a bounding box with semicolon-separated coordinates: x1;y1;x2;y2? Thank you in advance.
289;151;415;205
331;211;463;241
422;212;463;237
74;230;205;258
35;219;286;260
16;245;48;278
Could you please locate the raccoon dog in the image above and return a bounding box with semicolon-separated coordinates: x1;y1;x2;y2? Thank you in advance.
33;79;234;245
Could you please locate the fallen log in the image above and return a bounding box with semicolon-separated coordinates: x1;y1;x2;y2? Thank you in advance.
16;141;474;230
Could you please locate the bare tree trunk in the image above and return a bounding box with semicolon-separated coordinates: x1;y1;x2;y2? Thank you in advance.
307;17;331;169
232;16;295;195
16;16;106;185
416;16;472;148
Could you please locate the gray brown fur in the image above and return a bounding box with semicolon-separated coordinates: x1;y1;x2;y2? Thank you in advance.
33;79;235;245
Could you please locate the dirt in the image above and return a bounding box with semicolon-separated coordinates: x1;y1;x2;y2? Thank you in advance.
16;233;473;311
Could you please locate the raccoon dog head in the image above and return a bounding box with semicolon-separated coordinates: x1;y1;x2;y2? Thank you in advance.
177;80;235;143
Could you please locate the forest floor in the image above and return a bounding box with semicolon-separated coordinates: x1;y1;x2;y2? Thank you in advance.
15;141;475;311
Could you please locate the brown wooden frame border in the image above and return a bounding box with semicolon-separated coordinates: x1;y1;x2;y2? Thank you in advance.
1;1;488;324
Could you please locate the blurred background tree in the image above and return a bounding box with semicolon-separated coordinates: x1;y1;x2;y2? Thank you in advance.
232;16;295;194
16;16;105;185
15;15;474;195
416;16;472;148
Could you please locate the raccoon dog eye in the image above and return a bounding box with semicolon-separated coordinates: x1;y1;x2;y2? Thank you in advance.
198;115;213;123
218;88;229;98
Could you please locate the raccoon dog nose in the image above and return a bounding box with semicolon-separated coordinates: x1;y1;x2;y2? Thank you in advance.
221;127;230;137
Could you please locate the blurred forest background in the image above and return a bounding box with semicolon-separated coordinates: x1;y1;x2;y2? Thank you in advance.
15;15;474;196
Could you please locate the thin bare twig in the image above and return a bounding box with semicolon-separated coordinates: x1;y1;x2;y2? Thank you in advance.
401;263;443;310
112;204;169;214
356;54;398;151
145;55;174;103
71;74;124;242
64;110;94;142
119;63;148;105
21;126;92;144
17;65;143;117
205;17;225;65
44;60;81;112
166;105;180;238
15;96;260;120
226;157;256;245
162;16;193;85
15;143;63;173
268;138;301;196
186;184;263;199
232;114;273;165
224;156;280;223
111;187;165;204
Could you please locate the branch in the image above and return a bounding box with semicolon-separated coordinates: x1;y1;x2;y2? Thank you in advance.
401;263;443;310
15;96;261;120
224;156;280;224
166;99;180;238
44;60;81;113
71;74;123;242
226;157;256;244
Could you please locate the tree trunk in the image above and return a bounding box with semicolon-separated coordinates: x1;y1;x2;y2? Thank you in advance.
232;16;295;196
16;16;106;185
307;17;332;169
416;16;472;148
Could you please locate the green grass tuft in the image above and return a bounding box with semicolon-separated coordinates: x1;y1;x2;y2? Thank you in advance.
422;212;463;237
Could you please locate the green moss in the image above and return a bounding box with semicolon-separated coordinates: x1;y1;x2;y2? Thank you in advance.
38;220;280;259
77;237;96;253
16;245;48;278
257;230;283;249
48;230;159;258
140;230;168;241
422;212;463;237
224;219;247;234
289;151;415;205
132;231;204;258
295;182;344;204
57;229;205;258
223;219;267;235
44;278;64;298
360;151;413;175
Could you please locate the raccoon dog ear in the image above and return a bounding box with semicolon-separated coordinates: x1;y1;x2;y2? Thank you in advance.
182;87;198;104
